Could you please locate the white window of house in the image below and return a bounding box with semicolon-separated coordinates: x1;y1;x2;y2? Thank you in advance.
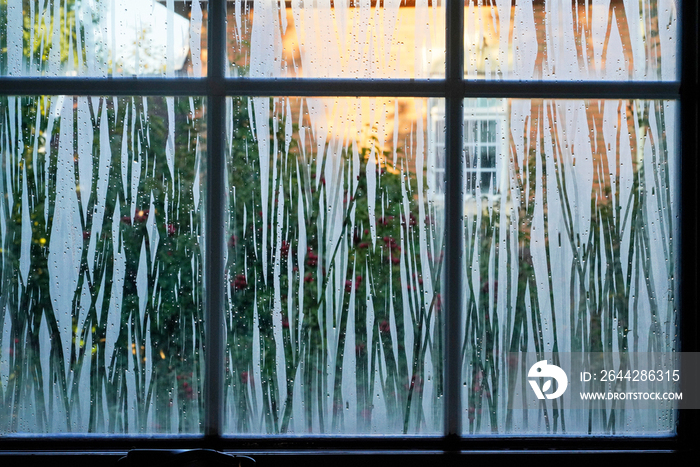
428;98;507;200
462;98;506;197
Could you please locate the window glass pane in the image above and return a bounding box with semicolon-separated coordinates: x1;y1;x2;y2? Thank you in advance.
224;96;444;434
0;95;206;433
226;1;445;78
479;171;492;193
0;1;207;77
487;121;496;143
458;98;678;434
463;1;677;81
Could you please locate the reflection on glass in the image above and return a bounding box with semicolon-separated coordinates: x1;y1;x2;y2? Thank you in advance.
0;0;206;77
462;0;677;80
224;97;445;433
227;1;445;78
450;98;678;433
0;95;206;433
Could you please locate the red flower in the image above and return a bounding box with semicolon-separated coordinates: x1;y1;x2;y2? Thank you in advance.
233;274;247;290
383;237;399;251
121;215;132;225
307;256;317;267
83;231;90;240
304;273;314;283
402;214;416;226
379;320;390;333
355;342;366;356
282;317;289;329
228;234;237;248
391;256;400;265
306;249;318;267
345;280;353;293
481;280;498;296
281;240;290;258
358;242;369;249
167;224;176;236
240;371;249;384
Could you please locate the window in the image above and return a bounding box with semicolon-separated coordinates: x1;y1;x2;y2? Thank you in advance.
430;98;507;200
1;0;698;463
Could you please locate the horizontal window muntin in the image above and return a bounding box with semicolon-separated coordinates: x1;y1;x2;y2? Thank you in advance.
0;79;681;98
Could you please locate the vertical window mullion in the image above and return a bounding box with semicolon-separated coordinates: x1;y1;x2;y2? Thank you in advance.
444;0;465;442
679;0;700;451
204;0;227;439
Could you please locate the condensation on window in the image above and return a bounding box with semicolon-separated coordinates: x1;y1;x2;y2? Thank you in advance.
0;1;677;80
227;1;676;80
461;0;677;80
223;96;445;433
0;95;206;433
227;1;446;78
457;99;678;434
0;0;681;438
0;0;206;77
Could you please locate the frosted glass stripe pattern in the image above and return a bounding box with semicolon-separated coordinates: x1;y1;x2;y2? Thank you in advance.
458;99;678;434
227;1;446;78
0;1;206;77
223;97;445;434
0;95;206;433
462;0;677;80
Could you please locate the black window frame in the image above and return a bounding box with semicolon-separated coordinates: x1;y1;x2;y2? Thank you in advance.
0;0;698;464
